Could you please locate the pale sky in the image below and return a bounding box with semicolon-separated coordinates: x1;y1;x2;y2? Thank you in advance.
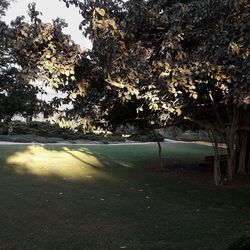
4;0;92;49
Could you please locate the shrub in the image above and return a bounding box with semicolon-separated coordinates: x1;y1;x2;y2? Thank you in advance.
0;121;83;138
129;130;164;142
0;123;8;135
0;121;126;142
163;126;183;139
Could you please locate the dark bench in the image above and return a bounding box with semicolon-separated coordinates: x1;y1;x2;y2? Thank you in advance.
204;154;228;174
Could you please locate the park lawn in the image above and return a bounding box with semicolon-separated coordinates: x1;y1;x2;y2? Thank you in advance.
0;143;249;250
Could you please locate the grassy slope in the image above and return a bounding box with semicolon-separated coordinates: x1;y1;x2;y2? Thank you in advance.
0;143;249;250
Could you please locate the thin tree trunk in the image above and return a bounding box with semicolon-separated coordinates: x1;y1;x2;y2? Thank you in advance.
153;130;164;170
237;132;248;175
214;142;221;186
226;131;236;181
226;104;238;180
246;140;250;174
236;105;250;175
210;130;221;186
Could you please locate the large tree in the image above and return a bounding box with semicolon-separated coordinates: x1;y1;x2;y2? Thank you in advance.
58;0;250;184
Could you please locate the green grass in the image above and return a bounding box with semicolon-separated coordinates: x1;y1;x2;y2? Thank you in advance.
0;143;249;250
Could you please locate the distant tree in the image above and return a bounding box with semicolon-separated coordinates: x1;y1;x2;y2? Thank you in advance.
0;63;50;121
0;2;51;122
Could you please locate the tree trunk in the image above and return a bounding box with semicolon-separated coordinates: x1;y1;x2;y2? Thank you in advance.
235;106;250;175
225;105;250;179
210;130;221;186
226;131;236;181
237;132;248;175
214;143;221;186
246;140;250;174
153;130;164;170
191;104;250;182
225;104;238;180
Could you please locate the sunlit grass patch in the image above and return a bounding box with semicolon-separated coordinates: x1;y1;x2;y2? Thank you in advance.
5;145;111;181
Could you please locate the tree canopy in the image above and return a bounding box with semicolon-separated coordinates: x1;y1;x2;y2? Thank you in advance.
60;0;250;183
58;0;249;123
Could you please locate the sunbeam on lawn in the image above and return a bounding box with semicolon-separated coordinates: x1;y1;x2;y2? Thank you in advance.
6;145;111;181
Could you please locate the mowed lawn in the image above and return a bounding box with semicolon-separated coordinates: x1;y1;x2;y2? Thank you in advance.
0;143;249;250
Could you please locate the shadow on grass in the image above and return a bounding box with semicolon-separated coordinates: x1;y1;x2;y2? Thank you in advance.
0;144;249;250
